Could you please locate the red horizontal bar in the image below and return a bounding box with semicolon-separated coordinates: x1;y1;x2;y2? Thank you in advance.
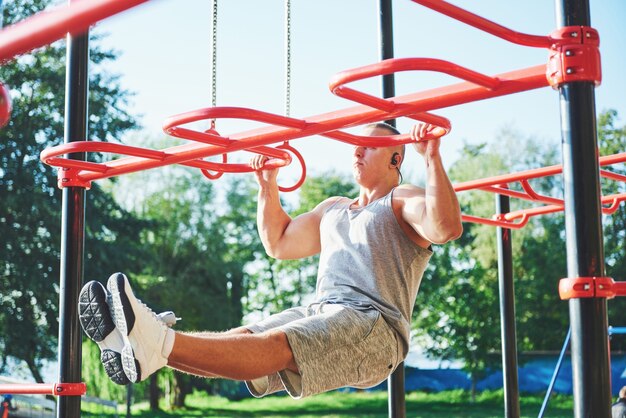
0;382;86;396
0;0;148;62
455;152;626;192
601;169;626;183
461;214;530;230
411;0;552;48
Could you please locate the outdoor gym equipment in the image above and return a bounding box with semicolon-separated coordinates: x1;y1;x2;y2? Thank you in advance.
0;1;623;418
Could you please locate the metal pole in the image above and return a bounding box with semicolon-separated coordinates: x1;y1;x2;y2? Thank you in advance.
496;191;520;418
57;0;89;416
379;0;396;129
538;328;571;418
378;1;404;418
555;1;611;417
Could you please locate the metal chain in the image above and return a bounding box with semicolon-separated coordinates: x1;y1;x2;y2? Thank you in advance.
210;0;218;129
284;0;292;117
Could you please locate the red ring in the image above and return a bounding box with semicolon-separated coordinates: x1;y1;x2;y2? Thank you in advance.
276;143;306;193
200;129;227;180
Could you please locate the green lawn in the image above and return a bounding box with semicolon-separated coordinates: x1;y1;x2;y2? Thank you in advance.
83;390;574;418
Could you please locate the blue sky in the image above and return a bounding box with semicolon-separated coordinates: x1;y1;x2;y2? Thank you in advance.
95;0;625;184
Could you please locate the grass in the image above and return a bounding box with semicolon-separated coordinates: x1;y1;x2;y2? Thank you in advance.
82;389;574;417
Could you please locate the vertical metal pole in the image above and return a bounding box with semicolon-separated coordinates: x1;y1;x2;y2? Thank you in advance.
496;191;520;418
378;1;404;418
555;1;611;417
57;1;89;416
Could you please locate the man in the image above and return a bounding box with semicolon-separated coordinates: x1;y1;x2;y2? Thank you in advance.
79;122;462;398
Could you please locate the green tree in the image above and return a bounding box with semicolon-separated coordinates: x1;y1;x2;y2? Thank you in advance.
0;0;143;384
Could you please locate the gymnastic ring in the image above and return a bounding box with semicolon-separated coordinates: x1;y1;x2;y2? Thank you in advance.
276;143;306;193
200;128;227;180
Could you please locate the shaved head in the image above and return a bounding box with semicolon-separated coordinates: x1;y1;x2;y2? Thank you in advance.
362;122;405;166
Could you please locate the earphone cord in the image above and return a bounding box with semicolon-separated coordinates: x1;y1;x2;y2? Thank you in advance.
396;167;403;185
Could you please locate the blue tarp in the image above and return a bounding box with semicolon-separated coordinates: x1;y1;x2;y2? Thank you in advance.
400;355;626;396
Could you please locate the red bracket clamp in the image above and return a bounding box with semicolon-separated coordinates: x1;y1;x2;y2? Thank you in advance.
58;167;92;189
559;276;626;300
547;26;601;89
54;382;87;396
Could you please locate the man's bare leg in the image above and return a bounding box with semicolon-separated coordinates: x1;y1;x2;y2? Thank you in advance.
167;327;250;379
167;326;298;381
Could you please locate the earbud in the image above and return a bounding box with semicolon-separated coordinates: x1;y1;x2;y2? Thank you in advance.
391;152;399;166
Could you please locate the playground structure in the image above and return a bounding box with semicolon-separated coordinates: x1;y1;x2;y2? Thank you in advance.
0;0;624;417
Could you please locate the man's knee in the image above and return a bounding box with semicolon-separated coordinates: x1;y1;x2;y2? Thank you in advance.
265;330;298;373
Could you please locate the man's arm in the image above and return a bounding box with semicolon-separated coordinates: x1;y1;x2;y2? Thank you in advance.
399;123;463;244
250;155;337;260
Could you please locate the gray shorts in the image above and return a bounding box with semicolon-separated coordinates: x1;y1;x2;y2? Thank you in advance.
244;302;400;399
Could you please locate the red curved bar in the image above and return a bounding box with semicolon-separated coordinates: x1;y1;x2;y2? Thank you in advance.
455;152;626;229
0;0;148;62
329;58;497;136
0;82;11;127
411;0;552;48
330;58;501;100
163;106;302;161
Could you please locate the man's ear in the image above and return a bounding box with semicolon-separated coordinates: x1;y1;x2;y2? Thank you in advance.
390;152;401;167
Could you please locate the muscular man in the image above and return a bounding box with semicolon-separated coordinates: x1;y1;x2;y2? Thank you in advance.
79;122;462;398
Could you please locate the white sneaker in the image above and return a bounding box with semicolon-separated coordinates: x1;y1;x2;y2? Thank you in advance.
79;280;180;385
107;272;175;383
79;280;129;385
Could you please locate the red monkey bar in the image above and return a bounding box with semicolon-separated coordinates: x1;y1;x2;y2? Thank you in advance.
41;61;551;190
453;152;626;229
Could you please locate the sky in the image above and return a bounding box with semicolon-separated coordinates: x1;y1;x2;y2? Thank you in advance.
92;0;626;187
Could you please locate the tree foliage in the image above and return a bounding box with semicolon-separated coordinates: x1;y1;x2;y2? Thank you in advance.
413;111;625;389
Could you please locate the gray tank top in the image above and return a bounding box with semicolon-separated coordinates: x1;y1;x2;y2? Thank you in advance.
315;189;432;356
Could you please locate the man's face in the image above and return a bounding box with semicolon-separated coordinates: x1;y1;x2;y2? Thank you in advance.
352;127;396;185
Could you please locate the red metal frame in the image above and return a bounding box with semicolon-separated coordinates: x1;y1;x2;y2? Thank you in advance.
40;62;550;190
454;152;626;229
0;383;86;396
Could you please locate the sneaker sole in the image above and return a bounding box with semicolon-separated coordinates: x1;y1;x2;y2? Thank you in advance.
78;281;130;385
108;273;142;383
